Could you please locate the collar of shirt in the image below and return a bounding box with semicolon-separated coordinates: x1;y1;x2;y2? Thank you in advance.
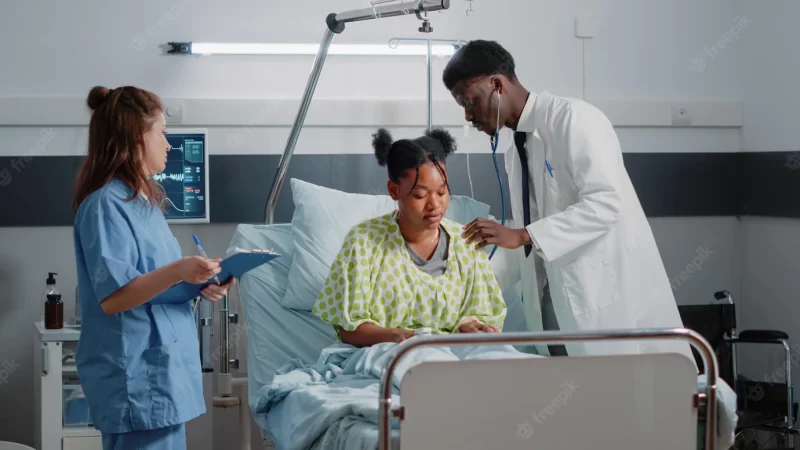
515;92;539;133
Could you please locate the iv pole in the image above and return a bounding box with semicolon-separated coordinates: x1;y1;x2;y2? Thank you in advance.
388;37;467;131
212;3;453;449
263;0;452;225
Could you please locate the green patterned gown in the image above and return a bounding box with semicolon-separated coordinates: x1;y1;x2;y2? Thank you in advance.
312;211;507;338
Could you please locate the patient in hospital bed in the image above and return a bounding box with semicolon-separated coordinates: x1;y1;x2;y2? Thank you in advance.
254;129;539;450
311;127;511;347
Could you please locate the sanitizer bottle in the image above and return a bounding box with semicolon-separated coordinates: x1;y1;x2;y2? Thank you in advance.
44;272;63;330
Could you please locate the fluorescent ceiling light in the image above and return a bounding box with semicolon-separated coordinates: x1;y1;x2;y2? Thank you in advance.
188;42;458;57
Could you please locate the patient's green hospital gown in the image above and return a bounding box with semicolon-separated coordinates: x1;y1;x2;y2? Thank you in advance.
312;211;507;336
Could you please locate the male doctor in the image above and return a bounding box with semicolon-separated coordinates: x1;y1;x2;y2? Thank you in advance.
444;40;695;363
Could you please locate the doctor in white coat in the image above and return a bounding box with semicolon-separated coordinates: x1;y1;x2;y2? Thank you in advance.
443;40;695;364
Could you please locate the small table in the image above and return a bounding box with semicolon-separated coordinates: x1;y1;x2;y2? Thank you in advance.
32;322;101;450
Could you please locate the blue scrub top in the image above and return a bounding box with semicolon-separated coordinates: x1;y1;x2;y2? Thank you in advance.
73;179;205;434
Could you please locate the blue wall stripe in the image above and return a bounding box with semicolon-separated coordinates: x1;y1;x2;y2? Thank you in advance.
0;151;788;227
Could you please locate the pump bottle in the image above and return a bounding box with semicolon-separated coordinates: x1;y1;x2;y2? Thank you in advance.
44;272;63;330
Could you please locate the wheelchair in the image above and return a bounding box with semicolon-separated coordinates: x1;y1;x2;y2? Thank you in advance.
678;291;799;450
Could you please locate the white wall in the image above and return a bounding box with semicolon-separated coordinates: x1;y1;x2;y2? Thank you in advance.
734;0;800;415
0;0;743;448
738;0;799;153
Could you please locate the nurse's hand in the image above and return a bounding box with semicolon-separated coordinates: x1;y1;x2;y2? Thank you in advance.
178;256;222;284
201;278;237;302
462;218;531;250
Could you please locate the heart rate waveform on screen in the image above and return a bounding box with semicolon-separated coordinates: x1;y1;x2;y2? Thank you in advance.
168;144;185;161
152;173;184;183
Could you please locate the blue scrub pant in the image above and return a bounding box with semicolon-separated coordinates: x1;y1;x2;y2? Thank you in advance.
102;423;186;450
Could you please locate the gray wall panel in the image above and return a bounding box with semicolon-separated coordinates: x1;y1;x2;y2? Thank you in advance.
0;156;84;227
740;152;800;217
5;151;795;227
208;154;333;224
623;153;740;217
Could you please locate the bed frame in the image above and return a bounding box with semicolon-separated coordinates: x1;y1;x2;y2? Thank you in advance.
255;327;719;450
380;328;719;450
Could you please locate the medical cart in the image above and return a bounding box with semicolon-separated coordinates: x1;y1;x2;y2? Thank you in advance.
32;321;101;450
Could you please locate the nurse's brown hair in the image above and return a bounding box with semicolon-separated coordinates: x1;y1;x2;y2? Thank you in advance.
72;85;165;212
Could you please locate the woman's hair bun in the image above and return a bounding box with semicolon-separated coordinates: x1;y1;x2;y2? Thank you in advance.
372;128;394;166
86;86;111;111
425;127;457;156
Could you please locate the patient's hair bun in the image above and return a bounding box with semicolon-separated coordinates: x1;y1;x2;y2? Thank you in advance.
425;127;457;156
372;128;394;167
86;86;111;111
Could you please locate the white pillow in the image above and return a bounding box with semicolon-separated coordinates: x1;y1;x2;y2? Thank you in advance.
281;178;491;311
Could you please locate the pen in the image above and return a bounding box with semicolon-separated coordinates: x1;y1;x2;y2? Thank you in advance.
545;160;554;178
192;233;221;285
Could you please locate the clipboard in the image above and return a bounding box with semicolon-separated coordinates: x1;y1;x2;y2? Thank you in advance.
173;247;280;299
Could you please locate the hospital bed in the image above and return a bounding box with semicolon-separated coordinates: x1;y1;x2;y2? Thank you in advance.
228;179;738;450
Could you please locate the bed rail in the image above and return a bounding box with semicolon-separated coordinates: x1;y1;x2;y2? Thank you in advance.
378;328;719;450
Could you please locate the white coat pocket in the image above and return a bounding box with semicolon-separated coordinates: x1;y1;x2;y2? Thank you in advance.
544;162;576;211
558;254;620;317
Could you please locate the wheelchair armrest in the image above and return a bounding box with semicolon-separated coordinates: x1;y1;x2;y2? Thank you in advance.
737;329;789;341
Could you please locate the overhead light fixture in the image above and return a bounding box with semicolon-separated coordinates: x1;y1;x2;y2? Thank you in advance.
167;41;459;57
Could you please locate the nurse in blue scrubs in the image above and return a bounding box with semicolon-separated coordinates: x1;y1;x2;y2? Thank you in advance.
72;85;236;450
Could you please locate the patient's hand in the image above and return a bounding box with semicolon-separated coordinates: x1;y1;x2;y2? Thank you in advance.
457;321;499;334
391;328;415;343
340;324;415;347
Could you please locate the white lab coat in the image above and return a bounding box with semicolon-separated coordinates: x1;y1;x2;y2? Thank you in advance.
505;91;696;366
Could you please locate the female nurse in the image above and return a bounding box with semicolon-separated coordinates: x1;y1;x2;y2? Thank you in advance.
72;85;235;450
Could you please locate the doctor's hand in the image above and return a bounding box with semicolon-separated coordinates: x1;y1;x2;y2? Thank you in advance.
201;278;237;302
462;218;531;250
176;256;222;284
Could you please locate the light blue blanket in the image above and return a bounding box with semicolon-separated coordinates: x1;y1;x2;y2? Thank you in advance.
253;341;540;450
253;341;738;450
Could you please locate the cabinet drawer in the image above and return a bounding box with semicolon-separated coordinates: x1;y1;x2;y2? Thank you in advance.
63;436;103;450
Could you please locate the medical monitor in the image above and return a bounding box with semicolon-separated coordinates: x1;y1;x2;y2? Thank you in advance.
153;128;210;224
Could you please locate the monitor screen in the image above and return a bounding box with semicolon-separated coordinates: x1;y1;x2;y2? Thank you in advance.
152;128;210;224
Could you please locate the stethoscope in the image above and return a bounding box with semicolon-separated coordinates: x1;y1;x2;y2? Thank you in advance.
488;88;505;261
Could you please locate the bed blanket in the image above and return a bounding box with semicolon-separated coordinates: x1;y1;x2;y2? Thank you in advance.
253;341;538;450
253;341;737;450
